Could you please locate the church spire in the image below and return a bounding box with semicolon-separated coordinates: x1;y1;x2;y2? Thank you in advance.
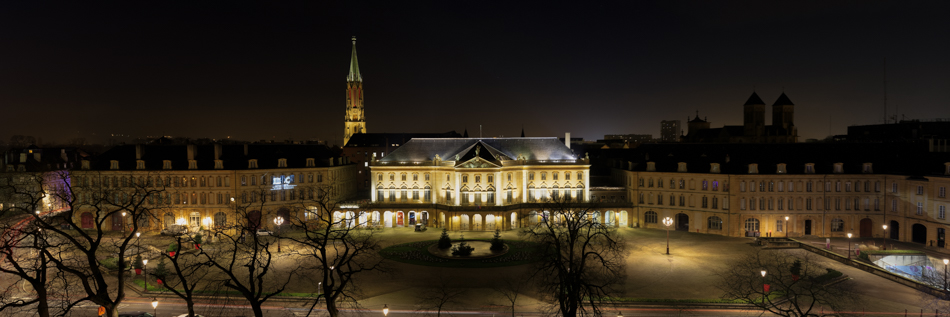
347;36;362;83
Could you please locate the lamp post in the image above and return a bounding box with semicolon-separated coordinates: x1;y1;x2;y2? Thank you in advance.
151;298;158;317
274;216;284;253
847;233;853;260
383;304;389;316
142;259;148;289
784;216;789;238
761;270;769;293
121;212;127;234
662;217;673;255
943;259;949;291
882;224;888;250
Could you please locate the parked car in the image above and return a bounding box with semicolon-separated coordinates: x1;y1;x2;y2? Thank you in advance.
118;312;153;317
161;224;189;236
255;228;272;236
175;314;205;317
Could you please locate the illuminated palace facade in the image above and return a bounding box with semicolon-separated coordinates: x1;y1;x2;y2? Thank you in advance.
609;143;950;246
354;137;632;231
68;142;358;232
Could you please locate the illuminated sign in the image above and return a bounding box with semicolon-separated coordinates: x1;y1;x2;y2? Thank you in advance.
271;175;296;190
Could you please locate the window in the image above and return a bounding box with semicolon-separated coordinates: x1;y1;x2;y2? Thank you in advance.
553;172;559;180
940;206;946;219
776;220;784;232
892;183;898;193
708;216;722;230
401;174;407;181
678;195;685;206
679;179;685;189
645;211;657;224
831;218;844;232
917;186;924;195
529;173;534;181
845;182;851;192
777;198;784;210
805;164;815;174
744;218;760;233
806;198;812;210
413;174;418;181
656;194;663;205
425;173;430;181
462;175;468;183
740;198;746;210
565;173;571;181
712;197;718;209
475;175;480;183
835;181;841;192
541;173;546;180
740;182;746;192
701;196;708;208
712;181;719;191
768;182;774;192
891;199;897;212
917;202;924;215
702;180;708;190
648;179;654;187
875;181;881;192
940;187;946;198
487;175;493;183
806;182;813;192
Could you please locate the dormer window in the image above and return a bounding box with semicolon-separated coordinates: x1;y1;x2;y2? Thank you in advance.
710;163;720;174
248;159;258;169
5;166;12;172
17;165;26;172
805;163;815;174
776;163;787;174
833;163;844;174
677;162;687;172
862;163;873;173
163;160;172;170
278;158;287;168
748;164;758;174
646;162;656;172
82;160;90;170
306;158;315;167
214;160;223;169
188;160;197;170
110;160;119;170
136;160;145;170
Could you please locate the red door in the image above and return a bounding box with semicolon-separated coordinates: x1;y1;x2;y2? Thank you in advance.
112;213;124;231
81;212;94;229
396;212;404;226
860;218;873;238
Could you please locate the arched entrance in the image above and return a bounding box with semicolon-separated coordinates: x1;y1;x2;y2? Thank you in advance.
486;214;496;230
859;218;872;238
912;223;927;244
605;211;616;227
408;211;416;225
510;212;518;229
396;211;404;226
164;213;175;229
890;220;900;240
591;211;601;225
744;218;760;237
372;211;381;227
473;214;483;231
676;213;689;231
461;214;470;230
529;211;539;225
247;210;262;229
619;211;628;227
420;211;429;226
81;212;94;229
384;211;393;228
112;212;124;231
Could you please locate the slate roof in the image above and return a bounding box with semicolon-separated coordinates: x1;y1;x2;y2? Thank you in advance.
772;93;794;106
601;142;950;176
90;144;339;171
380;138;577;163
343;131;462;147
744;92;765;106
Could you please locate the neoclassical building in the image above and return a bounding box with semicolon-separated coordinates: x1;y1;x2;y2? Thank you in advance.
342;137;633;231
607;142;950;247
67;142;358;232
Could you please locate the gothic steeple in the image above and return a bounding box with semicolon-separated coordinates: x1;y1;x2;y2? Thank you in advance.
343;36;366;146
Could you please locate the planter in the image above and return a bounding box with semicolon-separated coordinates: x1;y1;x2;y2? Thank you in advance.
194;244;200;250
763;284;770;292
792;275;800;281
157;279;163;285
135;269;142;275
169;251;176;257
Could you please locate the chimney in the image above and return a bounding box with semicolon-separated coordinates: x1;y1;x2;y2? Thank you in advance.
243;144;249;156
186;144;196;160
61;149;68;162
328;158;335;166
214;144;222;160
337;157;342;165
20;153;27;163
135;145;143;160
565;132;571;149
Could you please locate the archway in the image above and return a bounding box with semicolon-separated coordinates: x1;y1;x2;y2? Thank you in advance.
421;211;429;226
461;214;470;230
890;220;900;240
510;212;518;229
744;218;760;237
81;212;94;229
591;211;601;225
912;223;927;244
676;213;689;231
112;212;124;231
396;211;404;226
384;211;393;228
164;213;175;229
372;211;381;227
247;210;262;229
408;211;417;225
619;211;628;227
859;218;872;238
605;211;615;227
486;214;496;231
529;211;539;225
473;214;483;231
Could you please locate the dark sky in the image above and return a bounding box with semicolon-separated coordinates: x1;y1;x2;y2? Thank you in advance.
2;1;949;145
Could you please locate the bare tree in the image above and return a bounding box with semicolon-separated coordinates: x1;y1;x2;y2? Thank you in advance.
416;271;467;317
716;249;859;317
283;182;387;317
0;174;55;317
152;235;215;317
911;258;950;312
195;188;294;317
519;198;627;317
491;271;531;317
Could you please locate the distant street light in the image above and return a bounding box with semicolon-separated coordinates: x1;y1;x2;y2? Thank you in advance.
847;233;853;260
662;217;674;255
274;216;284;252
383;304;389;316
142;259;148;289
882;224;888;250
944;259;949;291
761;270;769;293
121;212;127;234
784;216;789;238
151;298;158;317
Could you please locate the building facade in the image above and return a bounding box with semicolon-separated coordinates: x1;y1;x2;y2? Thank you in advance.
660;120;681;142
343;36;366;146
684;92;798;143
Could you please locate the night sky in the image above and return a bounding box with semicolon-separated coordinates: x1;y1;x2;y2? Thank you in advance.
2;1;949;146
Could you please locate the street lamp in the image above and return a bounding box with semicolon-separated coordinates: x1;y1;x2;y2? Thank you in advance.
761;270;769;293
662;217;673;255
784;216;789;238
383;304;389;316
847;233;853;260
121;212;127;234
882;224;888;250
943;259;948;291
142;259;148;289
274;216;284;253
151;298;158;317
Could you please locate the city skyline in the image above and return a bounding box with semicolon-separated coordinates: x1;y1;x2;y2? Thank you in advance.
2;1;949;145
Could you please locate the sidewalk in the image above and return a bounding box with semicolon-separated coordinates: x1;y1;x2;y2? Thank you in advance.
796;235;950;261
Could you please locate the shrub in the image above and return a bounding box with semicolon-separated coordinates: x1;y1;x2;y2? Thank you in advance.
167;242;178;252
133;255;143;269
154;257;169;278
438;229;452;249
99;257;119;270
490;229;505;251
193;233;202;245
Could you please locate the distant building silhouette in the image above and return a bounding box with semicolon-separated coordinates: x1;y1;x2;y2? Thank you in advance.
685;92;798;143
660;120;681;142
343;36;366;146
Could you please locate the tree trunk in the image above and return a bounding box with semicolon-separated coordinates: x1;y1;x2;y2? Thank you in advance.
186;300;196;317
326;296;340;317
251;304;264;317
36;287;49;317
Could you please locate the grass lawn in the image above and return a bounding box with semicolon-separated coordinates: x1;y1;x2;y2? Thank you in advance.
379;239;541;268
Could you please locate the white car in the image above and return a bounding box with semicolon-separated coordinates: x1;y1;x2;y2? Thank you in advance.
255;228;272;236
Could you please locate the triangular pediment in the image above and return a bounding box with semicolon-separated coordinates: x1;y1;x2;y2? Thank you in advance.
454;142;503;168
456;156;500;168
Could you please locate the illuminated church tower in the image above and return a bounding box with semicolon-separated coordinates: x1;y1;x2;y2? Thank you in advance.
343;36;365;146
